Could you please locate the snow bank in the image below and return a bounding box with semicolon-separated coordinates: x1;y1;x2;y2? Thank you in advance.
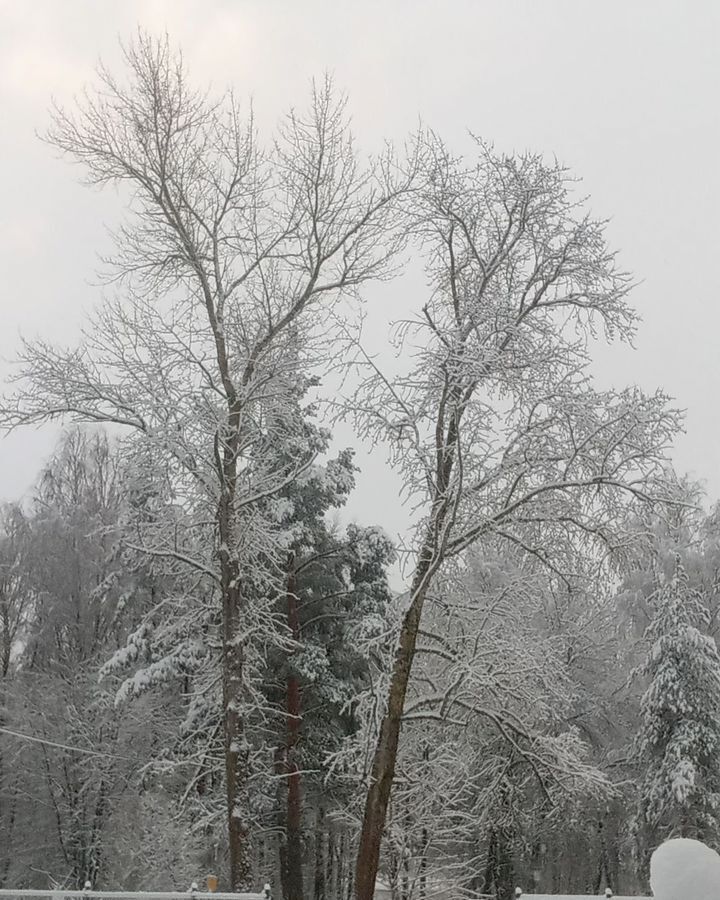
650;837;720;900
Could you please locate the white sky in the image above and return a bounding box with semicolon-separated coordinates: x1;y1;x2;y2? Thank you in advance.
1;1;719;552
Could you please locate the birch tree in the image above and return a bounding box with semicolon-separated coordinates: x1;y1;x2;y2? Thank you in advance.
0;34;408;888
350;133;682;900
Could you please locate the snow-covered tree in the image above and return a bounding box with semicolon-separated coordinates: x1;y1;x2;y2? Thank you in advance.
260;450;395;900
350;133;682;900
345;545;614;900
0;429;168;888
0;34;409;888
0;503;31;887
101;403;397;897
634;555;720;856
0;32;697;896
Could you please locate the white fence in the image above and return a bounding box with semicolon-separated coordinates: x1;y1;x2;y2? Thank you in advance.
0;890;271;900
0;891;651;900
521;895;650;900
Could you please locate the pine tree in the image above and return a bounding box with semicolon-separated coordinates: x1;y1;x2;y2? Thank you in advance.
260;439;395;900
635;555;720;854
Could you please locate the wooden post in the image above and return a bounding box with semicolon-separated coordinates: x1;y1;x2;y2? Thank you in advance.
207;876;218;893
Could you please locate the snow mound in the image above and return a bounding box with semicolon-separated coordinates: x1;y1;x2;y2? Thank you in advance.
650;838;720;900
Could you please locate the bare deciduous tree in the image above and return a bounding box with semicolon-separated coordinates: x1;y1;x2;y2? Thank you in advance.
350;133;682;900
0;34;409;888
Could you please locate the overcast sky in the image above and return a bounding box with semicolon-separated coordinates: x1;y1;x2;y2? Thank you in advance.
1;1;718;552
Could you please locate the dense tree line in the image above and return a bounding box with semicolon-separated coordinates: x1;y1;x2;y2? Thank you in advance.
0;31;715;900
4;429;719;897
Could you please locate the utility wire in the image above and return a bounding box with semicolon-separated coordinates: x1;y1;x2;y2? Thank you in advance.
0;724;131;761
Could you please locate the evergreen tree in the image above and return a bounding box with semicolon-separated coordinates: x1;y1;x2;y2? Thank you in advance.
260;438;395;900
635;556;720;859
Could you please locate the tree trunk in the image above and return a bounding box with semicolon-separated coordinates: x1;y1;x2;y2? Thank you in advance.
388;840;399;900
0;793;15;887
336;832;345;900
314;806;326;900
529;840;544;893
592;818;609;894
481;829;498;896
419;826;428;900
220;490;252;890
214;286;254;889
86;777;108;886
327;829;335;896
400;806;411;900
1;594;12;678
354;545;435;900
480;826;514;900
276;748;289;900
346;858;354;900
495;826;514;900
607;824;620;894
285;561;305;900
418;746;429;900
